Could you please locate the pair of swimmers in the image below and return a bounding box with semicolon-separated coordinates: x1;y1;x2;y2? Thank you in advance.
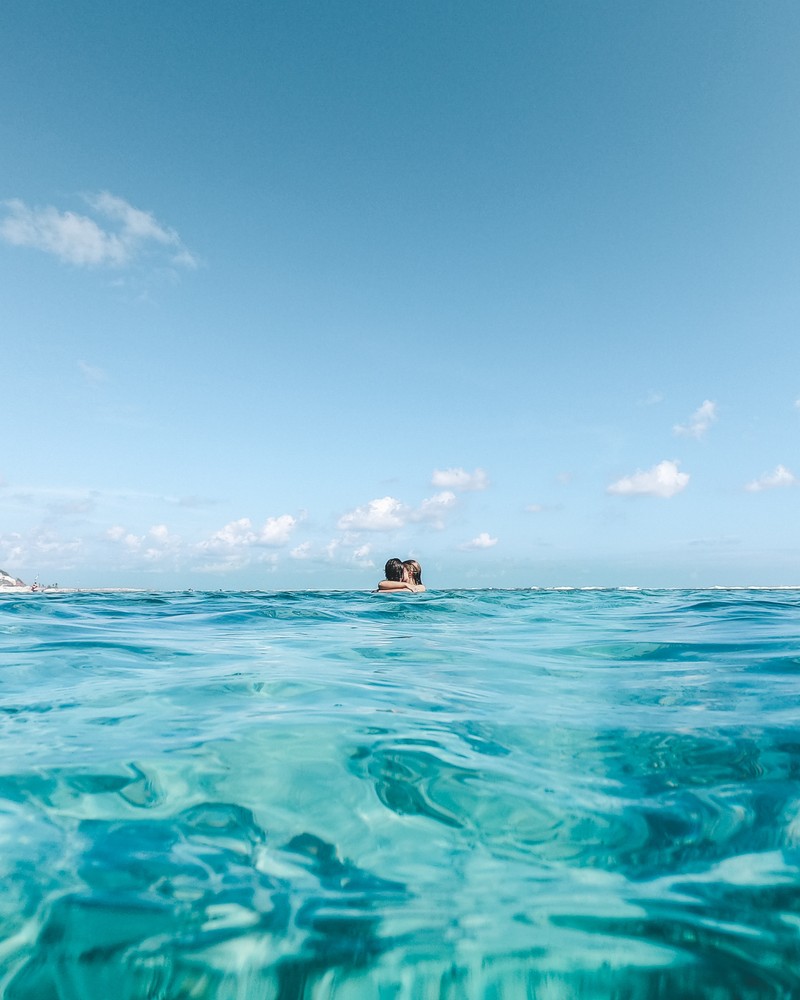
377;558;425;593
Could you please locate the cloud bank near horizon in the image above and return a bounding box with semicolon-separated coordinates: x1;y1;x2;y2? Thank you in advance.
2;431;799;580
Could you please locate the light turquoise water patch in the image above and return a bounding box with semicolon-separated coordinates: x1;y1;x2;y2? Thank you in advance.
1;589;800;997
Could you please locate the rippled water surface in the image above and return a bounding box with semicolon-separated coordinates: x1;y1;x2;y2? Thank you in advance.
2;588;800;998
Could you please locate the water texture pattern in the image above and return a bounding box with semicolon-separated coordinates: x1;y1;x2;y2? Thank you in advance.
1;588;800;998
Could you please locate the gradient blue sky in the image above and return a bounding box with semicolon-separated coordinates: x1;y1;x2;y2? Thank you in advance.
2;0;799;589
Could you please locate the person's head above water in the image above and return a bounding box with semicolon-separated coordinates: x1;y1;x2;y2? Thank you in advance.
402;559;422;586
384;558;405;582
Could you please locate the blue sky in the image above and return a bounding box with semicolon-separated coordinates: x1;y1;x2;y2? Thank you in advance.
2;0;800;589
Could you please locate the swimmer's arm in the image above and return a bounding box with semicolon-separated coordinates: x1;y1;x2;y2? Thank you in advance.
376;580;415;592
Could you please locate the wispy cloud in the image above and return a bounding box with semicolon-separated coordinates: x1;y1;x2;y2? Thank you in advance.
1;199;126;266
607;460;689;498
413;491;457;528
107;526;144;550
287;539;373;567
352;544;374;566
525;503;562;514
688;536;741;548
196;551;277;574
431;467;489;491
0;529;82;566
460;532;498;550
1;192;198;271
674;400;717;439
106;513;297;573
86;192;179;246
106;523;180;563
744;465;797;492
78;360;109;385
47;495;96;517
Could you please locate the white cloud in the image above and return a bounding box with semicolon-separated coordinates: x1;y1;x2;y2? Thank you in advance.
411;491;457;528
526;504;544;513
431;467;489;491
1;199;128;266
338;496;409;532
107;526;144;550
607;460;689;498
141;525;182;563
674;400;717;439
0;193;197;270
744;465;797;492
338;490;459;533
199;517;255;551
198;514;296;552
461;532;498;550
106;524;174;556
259;514;296;545
0;533;25;565
0;529;81;565
352;544;374;568
290;541;312;560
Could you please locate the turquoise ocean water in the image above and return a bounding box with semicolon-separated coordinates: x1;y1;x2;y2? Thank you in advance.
2;588;800;998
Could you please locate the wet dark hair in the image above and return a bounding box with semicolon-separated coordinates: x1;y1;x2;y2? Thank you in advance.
403;559;422;585
384;558;404;581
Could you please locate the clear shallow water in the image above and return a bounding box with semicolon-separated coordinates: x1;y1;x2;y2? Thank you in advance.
1;588;800;998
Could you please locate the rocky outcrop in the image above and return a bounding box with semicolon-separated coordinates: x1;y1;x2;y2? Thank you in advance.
0;569;26;588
